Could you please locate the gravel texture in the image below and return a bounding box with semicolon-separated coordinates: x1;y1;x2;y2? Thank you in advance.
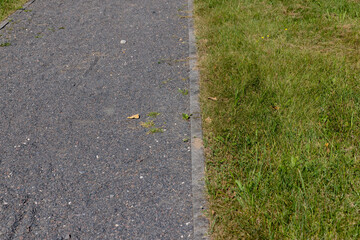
0;0;193;239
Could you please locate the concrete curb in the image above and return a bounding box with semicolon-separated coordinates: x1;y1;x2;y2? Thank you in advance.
188;0;209;239
0;0;35;30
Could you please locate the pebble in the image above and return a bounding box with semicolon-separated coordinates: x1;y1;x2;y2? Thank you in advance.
120;40;127;44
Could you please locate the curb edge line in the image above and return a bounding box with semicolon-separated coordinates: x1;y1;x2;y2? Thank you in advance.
188;0;209;239
0;0;36;30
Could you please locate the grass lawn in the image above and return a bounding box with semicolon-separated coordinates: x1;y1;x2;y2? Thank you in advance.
195;0;360;239
0;0;28;21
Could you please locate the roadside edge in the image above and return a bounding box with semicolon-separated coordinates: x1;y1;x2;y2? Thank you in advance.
0;0;35;30
188;0;209;239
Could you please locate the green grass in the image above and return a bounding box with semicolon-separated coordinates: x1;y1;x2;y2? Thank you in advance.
0;41;10;46
182;113;191;120
178;88;189;95
148;127;164;134
147;112;161;118
0;0;29;21
141;120;155;128
195;0;360;239
140;119;164;134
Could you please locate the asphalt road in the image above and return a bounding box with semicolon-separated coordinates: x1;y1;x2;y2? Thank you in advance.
0;0;194;239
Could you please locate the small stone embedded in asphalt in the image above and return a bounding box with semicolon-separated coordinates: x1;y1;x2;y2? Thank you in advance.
120;40;127;44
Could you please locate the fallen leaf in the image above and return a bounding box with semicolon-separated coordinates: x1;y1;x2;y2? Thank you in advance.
205;117;212;124
127;114;140;119
208;97;217;101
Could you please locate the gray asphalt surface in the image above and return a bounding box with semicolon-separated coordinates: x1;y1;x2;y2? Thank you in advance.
0;0;194;239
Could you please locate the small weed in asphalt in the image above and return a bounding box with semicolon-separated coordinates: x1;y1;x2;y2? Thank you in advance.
149;128;164;134
147;112;160;118
140;121;155;128
178;88;188;95
0;42;11;47
140;117;165;134
182;113;191;120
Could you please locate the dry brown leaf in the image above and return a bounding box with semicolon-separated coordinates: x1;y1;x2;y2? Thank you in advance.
208;97;217;101
205;117;212;124
127;114;140;119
